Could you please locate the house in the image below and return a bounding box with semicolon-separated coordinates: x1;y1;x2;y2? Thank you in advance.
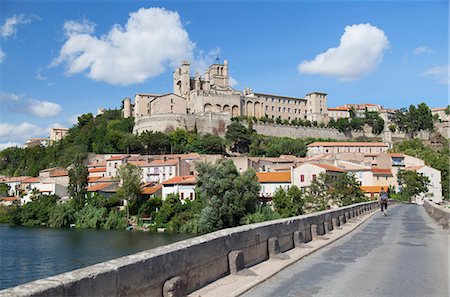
39;167;69;187
106;155;130;177
140;184;163;200
140;158;190;184
404;165;442;204
2;176;30;197
162;175;196;203
307;142;389;156
0;197;20;206
256;171;291;202
371;167;396;189
86;182;118;199
360;185;387;200
292;163;346;191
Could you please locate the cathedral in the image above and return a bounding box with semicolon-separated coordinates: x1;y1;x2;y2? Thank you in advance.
124;60;330;134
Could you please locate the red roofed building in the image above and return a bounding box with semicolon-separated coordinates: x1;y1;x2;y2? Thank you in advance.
256;172;291;200
162;175;196;202
293;162;346;191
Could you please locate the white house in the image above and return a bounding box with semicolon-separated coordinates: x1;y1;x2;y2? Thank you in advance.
256;171;291;200
404;165;442;204
162;175;196;203
292;163;346;191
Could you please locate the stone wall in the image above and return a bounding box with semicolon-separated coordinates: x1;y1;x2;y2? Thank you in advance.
423;199;450;230
253;123;347;140
0;201;378;297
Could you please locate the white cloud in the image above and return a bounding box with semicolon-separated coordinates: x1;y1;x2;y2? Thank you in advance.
29;100;63;117
0;122;48;144
0;142;22;151
190;47;221;74
299;23;389;81
53;7;195;85
422;65;449;84
0;92;62;118
68;114;81;125
35;69;47;81
414;46;433;55
229;76;238;87
0;14;32;39
0;48;5;63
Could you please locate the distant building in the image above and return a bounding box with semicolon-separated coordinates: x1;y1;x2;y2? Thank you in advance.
327;107;350;120
256;171;291;200
24;138;50;148
50;128;69;143
162;175;196;202
307;142;389;156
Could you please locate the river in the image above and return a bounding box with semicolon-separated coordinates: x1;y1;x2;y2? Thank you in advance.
0;224;193;290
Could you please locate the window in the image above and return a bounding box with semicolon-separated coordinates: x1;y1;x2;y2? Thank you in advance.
300;175;305;182
266;106;268;111
278;107;281;112
272;106;274;111
312;174;317;181
181;192;184;200
190;193;194;200
288;108;290;113
283;107;286;112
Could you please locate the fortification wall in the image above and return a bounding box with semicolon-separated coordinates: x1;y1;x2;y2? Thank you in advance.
423;200;450;230
0;201;378;297
253;123;347;140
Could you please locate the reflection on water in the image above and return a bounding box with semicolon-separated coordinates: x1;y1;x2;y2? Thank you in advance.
0;224;193;290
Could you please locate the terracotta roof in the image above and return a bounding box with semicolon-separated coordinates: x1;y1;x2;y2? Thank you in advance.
106;155;129;161
50;170;68;177
371;168;392;175
88;176;102;182
361;186;388;193
40;167;62;172
256;172;291;183
2;176;30;183
128;160;149;166
388;153;404;158
88;167;106;173
94;177;114;183
22;177;40;183
149;159;179;166
141;184;162;195
313;163;346;172
0;197;19;202
405;165;424;171
87;183;113;192
307;142;388;147
163;175;196;185
87;162;106;167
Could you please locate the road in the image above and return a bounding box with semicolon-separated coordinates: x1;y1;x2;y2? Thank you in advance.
243;204;449;297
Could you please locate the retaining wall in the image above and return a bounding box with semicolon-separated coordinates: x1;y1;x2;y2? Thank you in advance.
0;201;378;297
423;199;450;230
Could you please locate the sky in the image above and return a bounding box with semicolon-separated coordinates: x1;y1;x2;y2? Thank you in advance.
0;0;448;150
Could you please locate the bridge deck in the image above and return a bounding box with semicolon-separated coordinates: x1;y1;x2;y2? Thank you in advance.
243;204;449;297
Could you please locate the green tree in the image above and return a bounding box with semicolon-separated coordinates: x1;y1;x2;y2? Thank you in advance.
225;122;253;154
116;164;143;218
332;173;367;206
0;183;10;197
195;159;260;233
273;185;305;218
139;131;171;155
388;124;397;133
68;163;88;210
397;170;430;202
154;193;183;226
393;103;434;137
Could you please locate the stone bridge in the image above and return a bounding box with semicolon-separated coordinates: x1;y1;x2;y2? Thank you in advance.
1;200;448;297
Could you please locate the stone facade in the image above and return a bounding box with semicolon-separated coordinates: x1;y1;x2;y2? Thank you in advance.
127;60;331;135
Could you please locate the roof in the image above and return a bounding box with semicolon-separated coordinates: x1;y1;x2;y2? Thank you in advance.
94;177;114;183
253;92;307;101
2;176;30;183
0;197;20;202
141;184;162;195
371;168;392;175
256;172;291;183
313;163;346;173
328;107;349;111
388;153;404;158
404;165;425;171
88;176;102;183
88;167;106;173
87;162;106;167
21;177;40;183
106;155;129;161
50;170;68;177
361;186;388;193
87;183;113;192
163;175;196;185
307;142;388;147
149;159;179;166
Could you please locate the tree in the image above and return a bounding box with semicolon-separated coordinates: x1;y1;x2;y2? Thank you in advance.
68;163;88;210
154;194;183;226
0;183;10;197
388;124;397;133
273;186;304;218
303;173;332;213
116;164;143;218
139;131;171;155
393;103;434;137
195;159;260;234
397;170;430;202
225;122;253;154
331;173;367;206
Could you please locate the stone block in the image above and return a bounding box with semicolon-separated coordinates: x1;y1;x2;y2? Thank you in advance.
228;250;245;274
163;276;185;297
268;237;289;260
339;215;346;226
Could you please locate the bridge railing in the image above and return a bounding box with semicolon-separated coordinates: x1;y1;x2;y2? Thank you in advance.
423;199;450;230
0;201;378;297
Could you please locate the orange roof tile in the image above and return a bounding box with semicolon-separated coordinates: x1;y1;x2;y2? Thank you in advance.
88;176;102;182
21;177;40;183
87;162;106;167
388;153;404;158
256;172;291;183
328;107;349;111
88;167;106;173
163;175;196;185
307;142;388;147
371;168;392;175
87;183;113;192
404;165;424;171
361;186;388;193
94;177;114;183
106;155;129;161
313;163;346;172
149;159;179;166
141;184;162;195
50;170;68;177
2;176;30;183
0;197;20;202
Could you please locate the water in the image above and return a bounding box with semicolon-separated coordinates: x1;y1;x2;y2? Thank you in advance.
0;224;193;290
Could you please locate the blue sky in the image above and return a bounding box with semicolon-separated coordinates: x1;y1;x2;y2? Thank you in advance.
0;0;448;149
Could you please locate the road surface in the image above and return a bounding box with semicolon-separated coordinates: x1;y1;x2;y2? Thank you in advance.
243;204;449;297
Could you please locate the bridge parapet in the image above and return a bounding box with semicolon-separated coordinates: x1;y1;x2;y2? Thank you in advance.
0;201;378;297
423;199;450;230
